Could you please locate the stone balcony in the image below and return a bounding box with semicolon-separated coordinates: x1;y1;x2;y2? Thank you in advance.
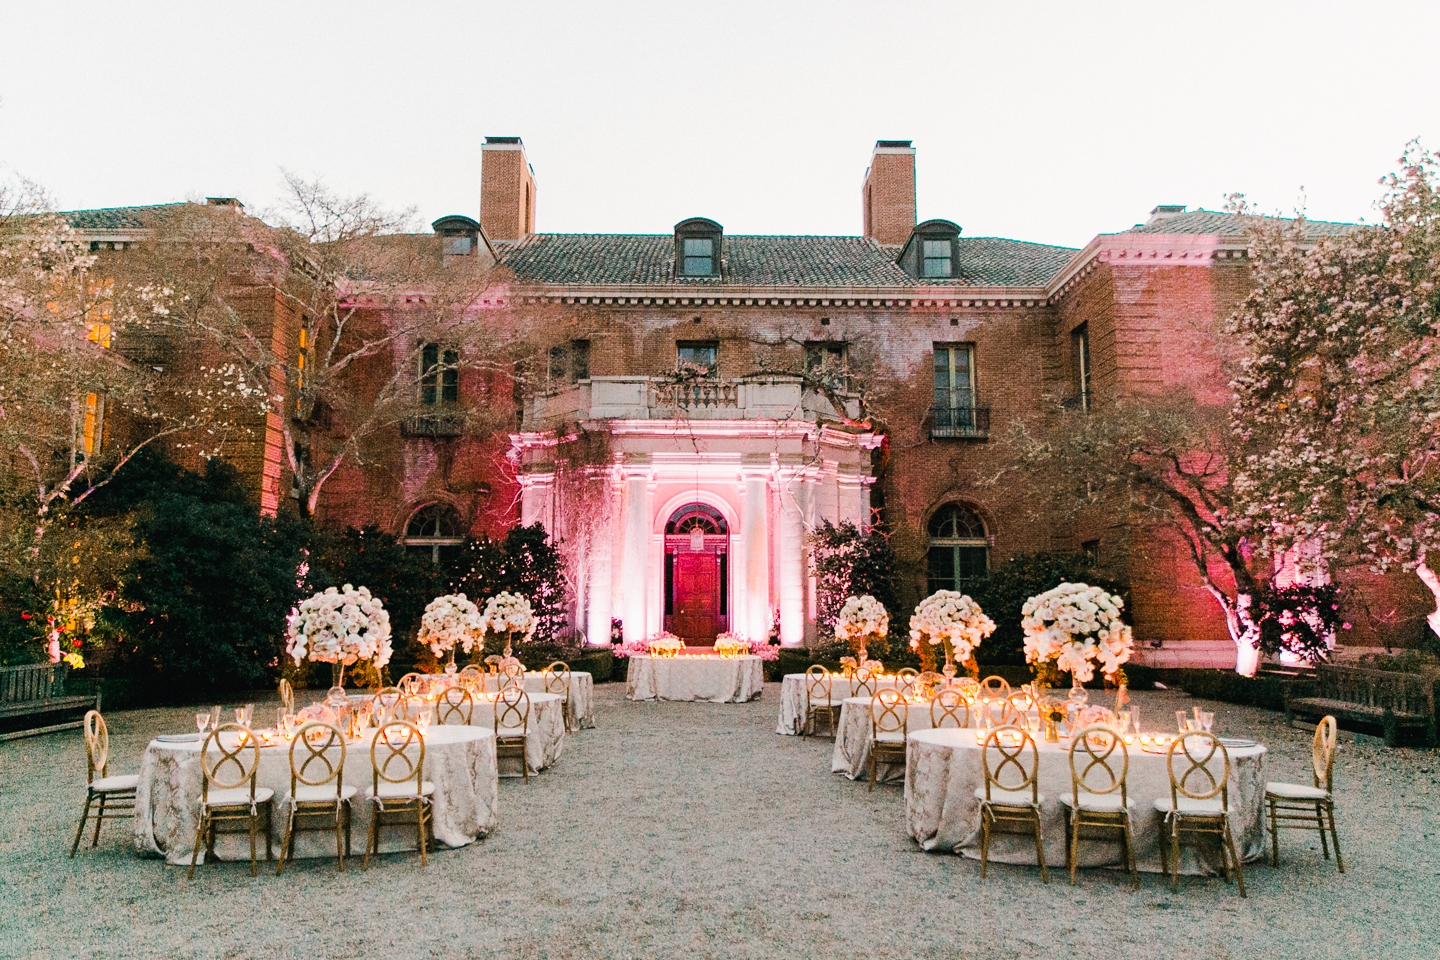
522;375;861;427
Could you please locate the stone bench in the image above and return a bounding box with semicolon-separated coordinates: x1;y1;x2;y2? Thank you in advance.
1284;664;1436;747
0;663;100;741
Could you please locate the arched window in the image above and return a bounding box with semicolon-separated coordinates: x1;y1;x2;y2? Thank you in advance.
665;503;729;536
927;503;988;593
404;503;465;566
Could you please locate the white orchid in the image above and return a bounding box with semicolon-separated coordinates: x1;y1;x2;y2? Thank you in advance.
1020;582;1133;682
285;584;393;671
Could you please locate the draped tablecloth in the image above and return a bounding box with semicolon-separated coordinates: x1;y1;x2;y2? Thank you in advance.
776;674;903;735
625;656;764;703
459;691;566;775
134;725;498;865
522;672;595;730
831;696;938;781
904;728;1268;875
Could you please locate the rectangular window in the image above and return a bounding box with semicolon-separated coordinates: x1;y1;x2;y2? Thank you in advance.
421;343;459;405
677;340;718;375
295;327;309;415
548;339;590;383
682;237;713;276
926;545;988;594
1073;324;1091;412
444;235;473;256
922;239;953;278
1081;539;1100;565
81;392;103;457
804;341;848;373
934;344;975;411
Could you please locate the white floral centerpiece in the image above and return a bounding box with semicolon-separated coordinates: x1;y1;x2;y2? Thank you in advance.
285;584;393;690
418;593;485;672
481;591;534;658
834;595;889;665
713;632;749;658
647;632;684;657
1021;582;1133;691
908;590;995;678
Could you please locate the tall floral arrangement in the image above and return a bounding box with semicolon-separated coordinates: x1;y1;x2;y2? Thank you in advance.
481;591;534;657
908;590;995;677
1021;582;1132;685
834;595;889;663
418;593;485;668
285;584;393;687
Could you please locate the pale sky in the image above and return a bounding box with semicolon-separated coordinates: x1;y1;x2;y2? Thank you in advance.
2;1;1436;250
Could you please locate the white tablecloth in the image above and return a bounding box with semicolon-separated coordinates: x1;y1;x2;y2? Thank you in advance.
134;725;498;865
776;674;903;735
458;691;567;776
522;672;595;730
625;656;764;703
904;728;1269;875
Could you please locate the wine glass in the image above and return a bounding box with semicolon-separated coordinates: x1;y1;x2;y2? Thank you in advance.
416;705;433;734
212;707;222;732
1198;710;1215;733
1176;710;1189;734
235;703;253;727
195;712;210;736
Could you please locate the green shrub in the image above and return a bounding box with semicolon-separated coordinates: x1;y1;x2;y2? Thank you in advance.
448;523;569;645
571;650;615;683
810;521;902;652
1176;668;1287;711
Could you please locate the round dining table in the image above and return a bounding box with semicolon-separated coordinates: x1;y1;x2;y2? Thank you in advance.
904;727;1269;875
459;690;568;775
134;724;498;865
626;655;764;703
776;674;903;735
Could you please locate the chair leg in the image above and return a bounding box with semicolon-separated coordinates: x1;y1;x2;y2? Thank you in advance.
417;803;428;867
1169;819;1181;892
1067;810;1079;886
70;795;93;858
1122;819;1140;890
1327;803;1344;874
336;805;346;872
868;751;876;793
979;809;991;879
364;807;379;871
188;814;208;879
276;813;294;876
265;805;273;862
1316;803;1330;860
1269;798;1280;867
1225;822;1246;898
249;812;259;877
91;793;106;847
1033;814;1049;884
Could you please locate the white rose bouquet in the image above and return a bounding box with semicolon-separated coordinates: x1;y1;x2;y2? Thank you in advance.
285;584;393;687
1021;582;1133;684
833;595;889;662
713;632;749;658
481;591;534;657
418;593;486;668
647;632;684;657
908;590;995;676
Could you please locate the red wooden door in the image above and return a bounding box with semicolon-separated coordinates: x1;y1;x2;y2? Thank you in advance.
673;553;720;640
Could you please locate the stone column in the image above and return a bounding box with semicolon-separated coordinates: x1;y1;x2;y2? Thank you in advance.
584;473;615;647
776;470;808;647
741;468;771;643
619;463;653;645
518;463;554;528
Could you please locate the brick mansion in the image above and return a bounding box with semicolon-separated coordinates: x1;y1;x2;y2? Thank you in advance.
68;138;1410;666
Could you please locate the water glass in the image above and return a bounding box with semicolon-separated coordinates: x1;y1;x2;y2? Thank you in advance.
212;707;222;731
1117;710;1132;736
195;712;210;736
1176;710;1189;734
416;706;433;734
1198;710;1215;733
235;704;253;727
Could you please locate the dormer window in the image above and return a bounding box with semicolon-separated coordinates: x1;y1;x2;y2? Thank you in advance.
900;219;962;281
674;218;723;278
431;214;481;261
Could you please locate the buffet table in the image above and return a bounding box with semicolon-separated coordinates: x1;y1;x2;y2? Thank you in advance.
904;727;1268;875
625;656;764;703
134;725;498;865
776;673;903;735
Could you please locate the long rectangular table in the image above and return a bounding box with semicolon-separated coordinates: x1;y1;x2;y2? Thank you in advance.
626;656;764;703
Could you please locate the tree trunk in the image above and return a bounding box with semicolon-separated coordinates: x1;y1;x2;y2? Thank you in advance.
1202;583;1262;677
1414;555;1440;642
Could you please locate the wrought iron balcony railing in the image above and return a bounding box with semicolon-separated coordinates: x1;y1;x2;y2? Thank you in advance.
401;411;464;438
931;405;990;439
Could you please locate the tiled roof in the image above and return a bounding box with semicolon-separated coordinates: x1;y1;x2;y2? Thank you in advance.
63;203;187;231
498;233;1077;288
1123;209;1356;238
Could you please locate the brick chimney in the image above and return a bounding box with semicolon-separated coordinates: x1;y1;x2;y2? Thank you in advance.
480;136;537;241
861;140;916;246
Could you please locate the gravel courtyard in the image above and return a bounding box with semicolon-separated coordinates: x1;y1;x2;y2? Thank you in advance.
2;682;1438;960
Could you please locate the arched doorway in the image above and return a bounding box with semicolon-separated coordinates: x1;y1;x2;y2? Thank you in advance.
664;503;729;640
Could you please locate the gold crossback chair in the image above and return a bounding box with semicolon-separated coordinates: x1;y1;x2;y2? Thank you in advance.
363;721;433;869
976;696;1017;729
929;687;971;729
277;722;356;874
436;685;474;726
495;686;532;782
369;687;403;726
397;672;426;696
802;665;840;739
188;724;273;878
853;669;878;700
980;675;1012;700
895;667;920;698
500;660;526;686
1156;732;1244;896
978;725;1048;883
916;670;942;701
1266;715;1343;872
278;678;295;714
1063;725;1139;888
869;689;909;792
543;661;576;733
70;710;138;857
1009;691;1039;733
457;664;484;690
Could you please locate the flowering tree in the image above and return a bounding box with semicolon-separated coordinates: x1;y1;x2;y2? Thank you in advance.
1229;143;1440;643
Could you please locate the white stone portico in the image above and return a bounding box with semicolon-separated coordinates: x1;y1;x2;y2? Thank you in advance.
510;375;880;647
